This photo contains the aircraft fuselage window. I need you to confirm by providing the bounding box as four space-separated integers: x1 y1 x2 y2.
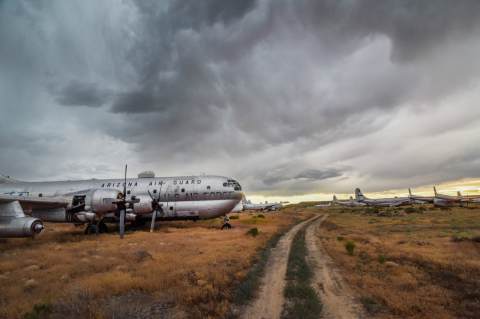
153 189 157 194
38 193 42 197
181 188 185 193
170 206 173 211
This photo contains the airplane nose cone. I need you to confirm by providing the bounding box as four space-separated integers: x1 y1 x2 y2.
32 222 44 235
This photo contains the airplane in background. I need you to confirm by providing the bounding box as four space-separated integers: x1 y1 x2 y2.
432 186 463 207
355 188 411 207
456 190 480 203
0 168 244 238
242 199 284 211
408 188 435 204
328 195 366 207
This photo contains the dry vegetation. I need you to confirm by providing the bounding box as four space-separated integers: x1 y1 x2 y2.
316 205 480 319
0 209 311 319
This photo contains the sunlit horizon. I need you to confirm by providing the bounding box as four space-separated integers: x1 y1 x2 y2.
247 177 480 204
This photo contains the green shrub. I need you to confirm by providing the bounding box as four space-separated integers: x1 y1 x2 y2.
345 241 355 255
256 214 265 219
336 236 344 241
229 215 239 220
23 303 52 319
246 227 259 237
404 207 417 214
378 254 386 264
360 296 383 315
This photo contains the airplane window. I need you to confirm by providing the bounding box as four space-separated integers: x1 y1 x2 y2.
38 193 43 197
170 206 173 211
153 189 157 194
181 188 185 193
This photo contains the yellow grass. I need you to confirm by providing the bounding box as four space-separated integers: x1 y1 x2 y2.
0 209 310 318
316 206 480 319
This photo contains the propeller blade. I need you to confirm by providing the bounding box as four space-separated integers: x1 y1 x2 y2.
150 208 157 233
119 164 127 239
119 208 125 239
123 164 127 198
147 190 154 200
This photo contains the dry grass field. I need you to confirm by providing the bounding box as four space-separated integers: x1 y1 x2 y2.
317 206 480 319
0 209 311 319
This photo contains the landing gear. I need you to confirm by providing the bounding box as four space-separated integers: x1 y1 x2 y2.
221 215 232 230
84 220 108 235
221 222 232 230
84 224 97 235
98 220 108 233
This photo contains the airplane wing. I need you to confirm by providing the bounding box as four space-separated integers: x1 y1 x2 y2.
0 194 69 210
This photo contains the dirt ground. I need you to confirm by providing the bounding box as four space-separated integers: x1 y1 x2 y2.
316 206 480 319
241 215 320 319
0 209 310 319
305 214 365 319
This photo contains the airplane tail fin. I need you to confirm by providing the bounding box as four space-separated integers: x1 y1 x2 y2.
355 188 365 201
408 188 412 196
333 195 337 202
433 186 437 196
457 191 462 197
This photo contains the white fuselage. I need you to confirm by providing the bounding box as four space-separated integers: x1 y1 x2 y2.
0 175 243 221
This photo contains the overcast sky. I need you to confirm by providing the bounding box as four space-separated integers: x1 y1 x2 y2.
1 0 480 199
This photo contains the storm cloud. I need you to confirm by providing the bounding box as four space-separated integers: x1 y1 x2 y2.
1 0 480 197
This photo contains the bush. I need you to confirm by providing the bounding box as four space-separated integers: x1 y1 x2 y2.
256 214 265 219
23 303 52 319
229 215 239 220
336 236 344 241
246 227 259 237
360 296 382 315
378 254 386 264
404 207 417 214
345 241 355 256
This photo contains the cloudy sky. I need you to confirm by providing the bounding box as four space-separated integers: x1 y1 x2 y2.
1 0 480 201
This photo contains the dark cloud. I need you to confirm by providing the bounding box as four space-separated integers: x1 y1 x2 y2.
295 169 342 181
1 0 480 197
55 81 111 107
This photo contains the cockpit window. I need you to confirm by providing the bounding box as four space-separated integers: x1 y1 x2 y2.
227 179 242 191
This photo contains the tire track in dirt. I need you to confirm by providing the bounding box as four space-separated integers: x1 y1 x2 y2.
241 215 322 319
305 214 365 319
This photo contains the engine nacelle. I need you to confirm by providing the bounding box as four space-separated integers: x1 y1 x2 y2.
0 217 44 238
84 189 121 215
132 195 154 215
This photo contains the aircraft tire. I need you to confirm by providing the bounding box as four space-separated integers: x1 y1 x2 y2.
84 224 98 235
98 221 108 233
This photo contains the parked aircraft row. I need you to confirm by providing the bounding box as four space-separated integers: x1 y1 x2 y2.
323 187 480 208
0 167 244 238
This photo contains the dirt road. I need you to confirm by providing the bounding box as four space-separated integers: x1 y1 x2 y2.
242 213 364 319
305 214 365 319
241 215 321 319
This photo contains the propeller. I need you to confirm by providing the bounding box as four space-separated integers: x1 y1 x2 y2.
117 165 128 238
148 183 163 232
115 164 138 239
